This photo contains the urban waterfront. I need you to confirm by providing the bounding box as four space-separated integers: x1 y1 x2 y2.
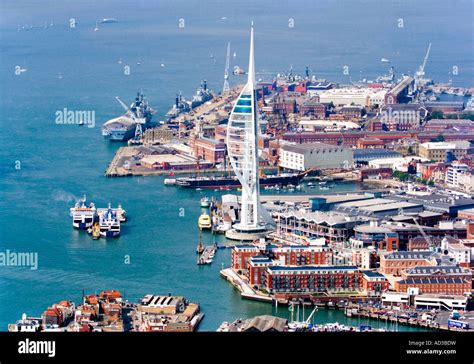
1 0 473 334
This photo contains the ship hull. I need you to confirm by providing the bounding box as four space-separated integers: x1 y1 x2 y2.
176 174 305 189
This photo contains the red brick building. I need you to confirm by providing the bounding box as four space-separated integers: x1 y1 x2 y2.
361 270 390 294
395 277 470 295
265 265 362 295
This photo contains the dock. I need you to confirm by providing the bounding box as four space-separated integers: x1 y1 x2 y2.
197 245 216 265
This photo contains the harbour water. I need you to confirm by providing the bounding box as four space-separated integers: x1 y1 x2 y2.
0 0 472 331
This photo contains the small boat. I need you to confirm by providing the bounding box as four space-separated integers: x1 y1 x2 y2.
319 181 327 186
164 178 176 185
200 197 211 208
99 205 121 238
116 204 127 222
70 196 97 230
380 58 390 63
91 223 101 240
198 213 212 229
101 18 118 23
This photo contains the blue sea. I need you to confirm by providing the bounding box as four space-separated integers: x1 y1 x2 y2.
0 0 472 331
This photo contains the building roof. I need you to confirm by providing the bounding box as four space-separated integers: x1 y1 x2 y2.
405 266 471 276
384 251 434 260
268 265 359 272
282 142 347 154
241 315 287 332
362 270 387 279
397 277 467 285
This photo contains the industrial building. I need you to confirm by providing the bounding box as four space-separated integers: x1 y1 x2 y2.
280 142 353 171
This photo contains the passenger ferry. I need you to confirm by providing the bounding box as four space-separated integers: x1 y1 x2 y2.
70 196 97 230
99 205 121 238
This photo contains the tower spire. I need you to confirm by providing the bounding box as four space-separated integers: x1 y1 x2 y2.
247 22 255 85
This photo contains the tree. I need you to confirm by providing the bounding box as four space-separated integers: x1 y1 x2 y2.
430 134 445 142
430 111 444 119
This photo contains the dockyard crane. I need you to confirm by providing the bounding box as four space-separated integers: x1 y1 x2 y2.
223 42 231 94
414 43 432 89
115 95 146 140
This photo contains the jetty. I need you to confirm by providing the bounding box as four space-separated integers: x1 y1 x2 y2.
197 245 216 265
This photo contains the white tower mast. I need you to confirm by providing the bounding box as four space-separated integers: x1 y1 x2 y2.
223 42 231 93
226 23 267 234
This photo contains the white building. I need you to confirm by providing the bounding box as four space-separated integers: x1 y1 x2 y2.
368 156 429 171
446 162 469 188
457 173 474 194
441 238 471 266
280 142 354 171
297 117 360 132
318 87 387 107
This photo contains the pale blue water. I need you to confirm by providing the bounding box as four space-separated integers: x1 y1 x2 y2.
0 0 472 331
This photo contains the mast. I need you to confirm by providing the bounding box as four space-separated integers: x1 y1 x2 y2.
223 42 231 93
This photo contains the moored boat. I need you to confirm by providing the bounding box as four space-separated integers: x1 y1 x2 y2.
70 196 97 230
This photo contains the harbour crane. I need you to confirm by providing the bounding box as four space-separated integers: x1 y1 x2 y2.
115 94 147 140
222 42 231 93
414 43 432 88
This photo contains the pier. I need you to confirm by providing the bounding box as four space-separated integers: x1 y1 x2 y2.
197 245 216 265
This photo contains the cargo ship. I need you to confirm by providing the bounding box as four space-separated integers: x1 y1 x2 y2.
175 171 307 189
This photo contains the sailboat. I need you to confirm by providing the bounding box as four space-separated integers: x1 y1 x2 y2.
94 21 99 31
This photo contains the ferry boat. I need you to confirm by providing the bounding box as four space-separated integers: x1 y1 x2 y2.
70 196 97 230
175 171 307 189
102 92 155 142
99 206 121 238
198 213 212 229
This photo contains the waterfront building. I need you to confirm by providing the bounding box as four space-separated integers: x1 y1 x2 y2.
134 295 203 332
189 134 226 165
318 87 387 107
274 210 370 245
384 76 415 104
379 251 438 276
225 24 273 240
265 265 362 295
418 141 473 162
358 167 393 181
232 245 260 271
279 142 353 171
395 277 470 296
361 270 390 296
401 265 472 281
